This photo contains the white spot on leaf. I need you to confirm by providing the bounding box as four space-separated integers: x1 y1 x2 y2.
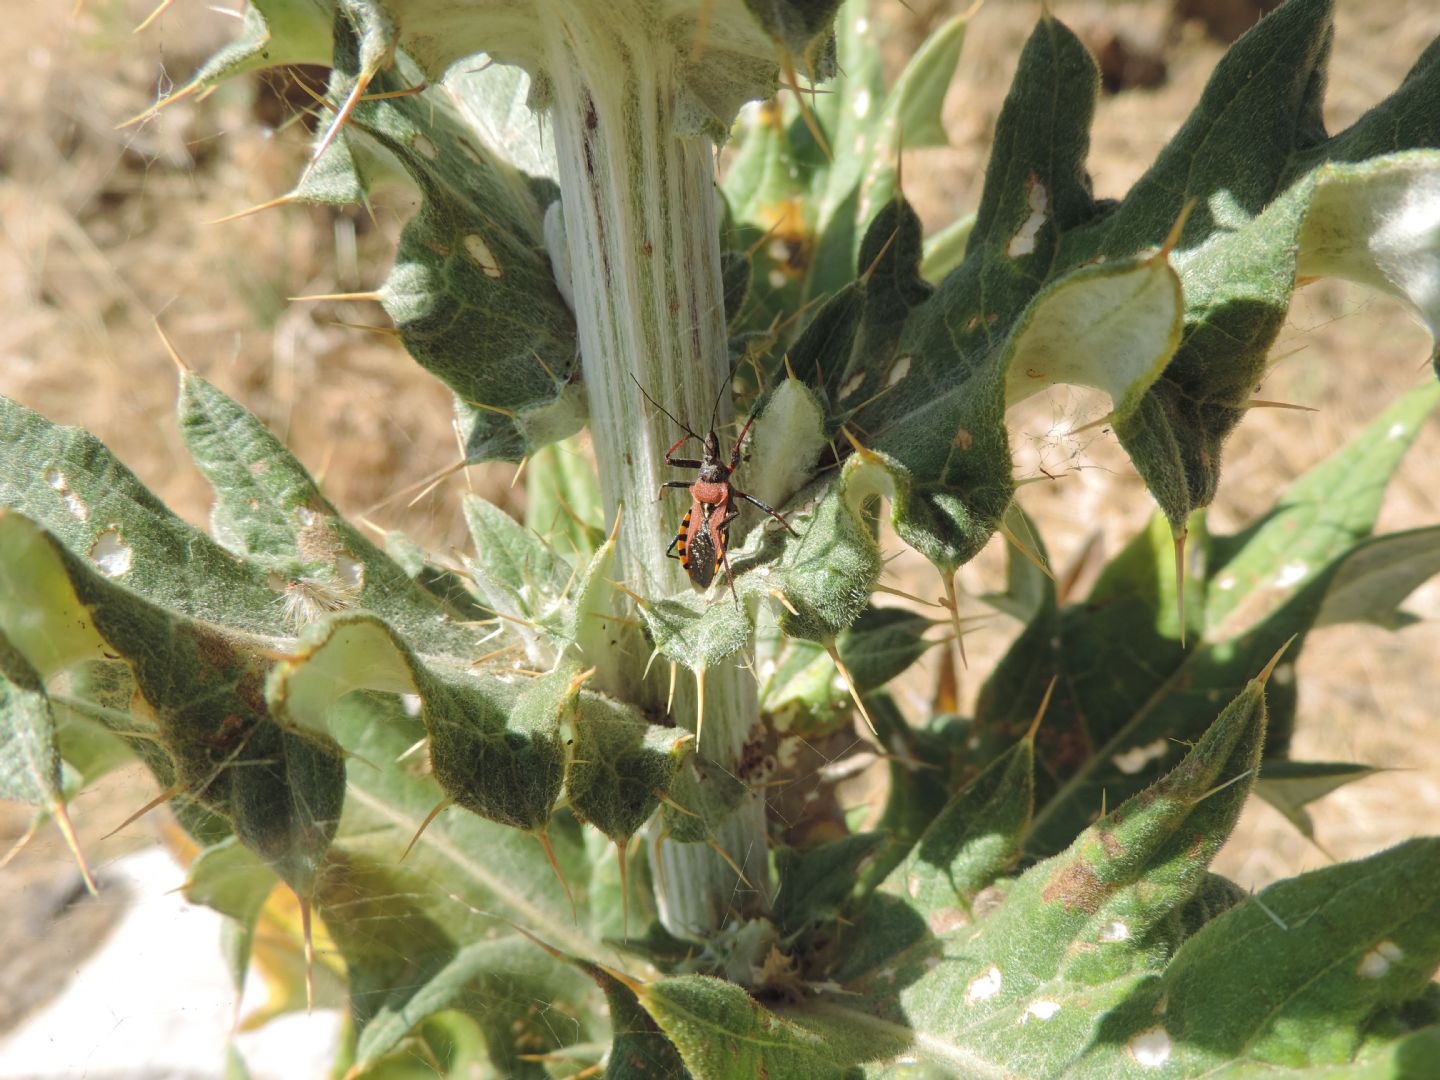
840 372 865 399
1113 738 1168 775
964 965 1002 1005
887 354 911 388
767 268 788 289
90 528 133 577
1275 561 1309 588
411 133 439 160
1128 1027 1172 1067
1215 574 1237 591
1007 180 1050 258
45 468 65 490
401 694 423 717
1023 1000 1061 1023
295 506 317 527
1387 421 1409 439
464 234 503 279
1099 920 1130 942
44 467 89 520
336 553 365 590
1358 940 1404 978
853 88 871 119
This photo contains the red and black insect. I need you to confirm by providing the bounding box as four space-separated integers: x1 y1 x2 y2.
632 375 798 595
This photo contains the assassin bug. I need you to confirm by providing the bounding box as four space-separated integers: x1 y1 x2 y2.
631 373 799 596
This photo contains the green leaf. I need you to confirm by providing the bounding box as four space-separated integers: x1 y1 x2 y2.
270 615 566 834
884 725 1035 922
325 690 593 959
0 511 344 896
1 395 286 637
1076 839 1440 1074
806 665 1275 1076
637 974 896 1078
0 634 63 811
568 694 692 844
1255 759 1384 841
1314 526 1440 629
773 833 885 938
180 372 476 657
183 837 279 995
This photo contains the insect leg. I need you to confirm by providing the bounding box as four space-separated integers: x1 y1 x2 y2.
734 490 799 535
657 480 692 501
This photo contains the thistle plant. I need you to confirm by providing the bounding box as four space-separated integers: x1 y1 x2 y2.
3 0 1440 1076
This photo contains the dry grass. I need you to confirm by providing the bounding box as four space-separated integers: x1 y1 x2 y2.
1 0 1437 1034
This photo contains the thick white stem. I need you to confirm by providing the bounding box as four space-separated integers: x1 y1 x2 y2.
542 4 770 935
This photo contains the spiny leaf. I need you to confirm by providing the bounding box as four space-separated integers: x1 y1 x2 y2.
637 974 898 1078
180 371 476 657
0 395 286 636
0 511 344 896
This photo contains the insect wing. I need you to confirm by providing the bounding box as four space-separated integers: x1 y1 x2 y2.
684 508 717 588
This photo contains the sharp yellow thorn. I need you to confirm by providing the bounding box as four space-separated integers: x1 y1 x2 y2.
642 646 663 682
873 582 945 609
132 0 174 32
116 80 201 129
997 517 1056 583
823 641 878 738
304 68 376 184
606 504 623 545
1027 676 1059 741
207 194 296 225
325 319 397 336
394 736 429 764
859 228 900 285
1172 522 1188 649
705 837 754 889
567 666 598 696
667 661 678 715
1099 789 1107 820
362 459 466 515
1256 635 1299 686
535 830 578 924
783 352 798 382
616 838 631 944
651 830 670 905
468 400 518 418
768 588 799 617
694 665 707 754
52 801 99 896
298 892 315 1014
530 349 559 383
152 320 191 374
510 454 529 489
608 580 652 610
1247 399 1318 413
101 783 182 840
287 290 383 303
939 571 970 670
653 788 697 816
400 796 454 861
1154 197 1200 262
839 425 876 460
0 816 41 871
781 55 831 160
356 83 428 101
1196 767 1255 804
688 0 716 63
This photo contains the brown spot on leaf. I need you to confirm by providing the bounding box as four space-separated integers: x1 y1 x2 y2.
929 907 970 935
1097 829 1124 860
1042 858 1106 913
953 428 973 450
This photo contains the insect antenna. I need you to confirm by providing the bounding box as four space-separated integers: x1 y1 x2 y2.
629 373 698 439
707 356 745 436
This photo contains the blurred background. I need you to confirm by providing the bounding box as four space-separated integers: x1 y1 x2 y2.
2 0 1438 1074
